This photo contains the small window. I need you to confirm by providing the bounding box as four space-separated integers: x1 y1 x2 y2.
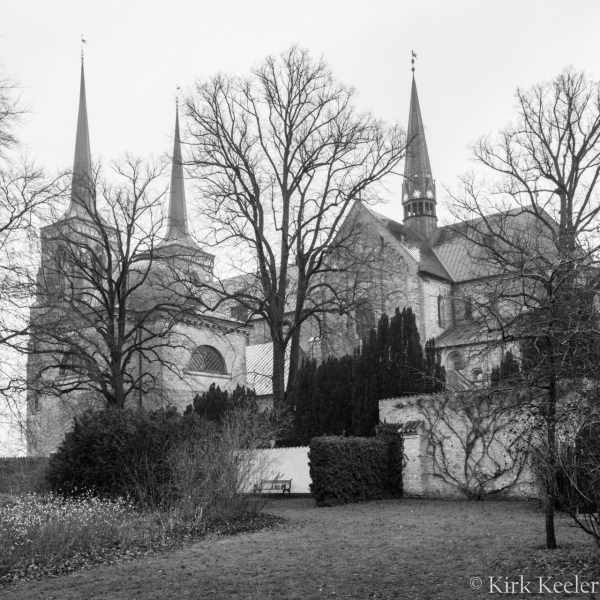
471 368 483 381
404 205 408 219
437 295 445 328
464 298 473 321
447 351 464 371
356 306 376 341
230 305 249 322
188 346 227 374
418 201 423 214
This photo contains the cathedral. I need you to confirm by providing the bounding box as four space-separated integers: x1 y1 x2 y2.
27 61 505 455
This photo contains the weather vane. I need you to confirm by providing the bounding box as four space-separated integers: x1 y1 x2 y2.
81 35 87 64
411 51 417 73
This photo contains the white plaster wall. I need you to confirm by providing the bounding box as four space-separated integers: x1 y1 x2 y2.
246 447 312 494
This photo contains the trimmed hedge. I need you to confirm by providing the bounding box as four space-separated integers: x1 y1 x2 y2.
309 435 403 506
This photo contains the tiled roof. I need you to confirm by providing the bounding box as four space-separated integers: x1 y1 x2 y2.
430 209 541 282
445 370 475 392
245 342 290 397
435 321 490 348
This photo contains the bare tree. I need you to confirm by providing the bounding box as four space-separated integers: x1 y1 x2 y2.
447 68 600 548
28 156 204 421
0 63 65 445
182 46 406 406
417 392 532 500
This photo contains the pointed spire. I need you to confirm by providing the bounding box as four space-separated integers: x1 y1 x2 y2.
162 103 198 248
68 62 94 217
402 72 437 237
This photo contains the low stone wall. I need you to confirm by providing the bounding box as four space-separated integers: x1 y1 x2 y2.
381 396 539 500
0 457 49 494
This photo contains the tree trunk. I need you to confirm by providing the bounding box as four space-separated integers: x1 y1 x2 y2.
545 362 558 550
272 341 287 411
287 326 302 394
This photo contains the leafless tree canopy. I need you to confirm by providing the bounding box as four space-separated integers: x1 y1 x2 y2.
447 68 600 549
183 46 407 404
29 156 204 410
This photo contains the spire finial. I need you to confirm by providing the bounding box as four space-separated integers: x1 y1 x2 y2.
81 35 87 64
411 51 417 75
176 85 181 111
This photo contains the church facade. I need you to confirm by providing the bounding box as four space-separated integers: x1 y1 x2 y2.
240 74 504 395
27 63 507 455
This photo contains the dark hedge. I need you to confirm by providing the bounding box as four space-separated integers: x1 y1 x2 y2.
46 407 203 506
308 435 402 507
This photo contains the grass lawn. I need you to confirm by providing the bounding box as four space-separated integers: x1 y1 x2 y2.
2 498 598 599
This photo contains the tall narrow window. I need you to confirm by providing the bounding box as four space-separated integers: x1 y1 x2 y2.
355 306 376 342
437 295 445 328
464 297 473 321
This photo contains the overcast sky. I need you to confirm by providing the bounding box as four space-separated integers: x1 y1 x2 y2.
1 0 599 454
2 0 600 229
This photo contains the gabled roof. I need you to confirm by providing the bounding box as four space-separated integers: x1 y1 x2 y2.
364 206 451 280
430 208 549 282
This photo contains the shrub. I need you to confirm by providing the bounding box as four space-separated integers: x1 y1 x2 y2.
309 437 391 506
184 384 258 422
46 407 199 508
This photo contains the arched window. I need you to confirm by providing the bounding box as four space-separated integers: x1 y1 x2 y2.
437 295 445 328
188 345 227 374
447 351 464 371
355 306 376 341
470 368 483 381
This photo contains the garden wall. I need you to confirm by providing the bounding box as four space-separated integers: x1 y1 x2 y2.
0 457 49 494
245 446 311 494
380 396 539 500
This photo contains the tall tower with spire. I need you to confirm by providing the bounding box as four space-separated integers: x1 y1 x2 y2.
402 62 437 238
156 102 214 278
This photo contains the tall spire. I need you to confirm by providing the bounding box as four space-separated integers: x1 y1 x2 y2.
68 62 95 217
402 70 437 237
161 103 197 248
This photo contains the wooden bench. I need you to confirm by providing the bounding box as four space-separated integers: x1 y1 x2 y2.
253 479 292 494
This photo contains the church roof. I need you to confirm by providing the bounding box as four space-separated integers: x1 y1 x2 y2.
445 369 475 392
245 342 291 397
435 320 493 348
430 208 542 282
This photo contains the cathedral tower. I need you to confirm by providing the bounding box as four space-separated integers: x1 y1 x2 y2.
402 72 437 238
156 103 214 279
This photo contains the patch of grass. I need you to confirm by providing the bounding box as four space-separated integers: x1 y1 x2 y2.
2 498 599 599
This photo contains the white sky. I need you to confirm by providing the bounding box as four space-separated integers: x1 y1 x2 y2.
1 0 599 453
2 0 599 228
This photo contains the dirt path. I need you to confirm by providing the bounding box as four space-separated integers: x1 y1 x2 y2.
2 498 593 599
